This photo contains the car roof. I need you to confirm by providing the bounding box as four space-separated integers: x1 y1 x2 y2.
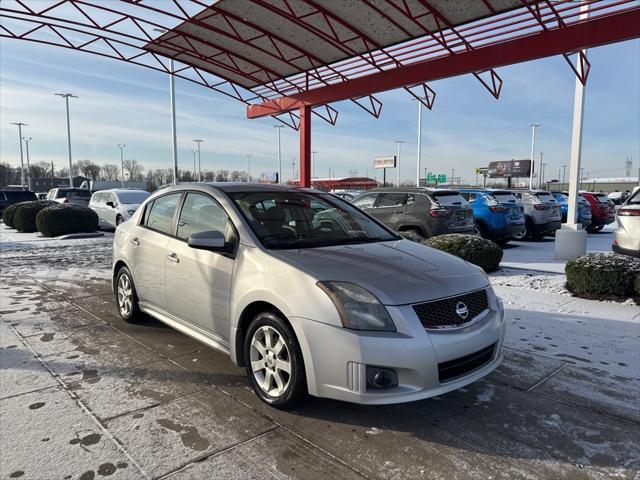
364 187 460 194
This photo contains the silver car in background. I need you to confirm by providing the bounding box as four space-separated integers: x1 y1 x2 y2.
46 187 91 206
112 184 505 408
512 190 562 239
613 189 640 257
90 189 150 228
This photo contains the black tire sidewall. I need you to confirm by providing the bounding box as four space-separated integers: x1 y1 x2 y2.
115 266 140 323
244 312 306 408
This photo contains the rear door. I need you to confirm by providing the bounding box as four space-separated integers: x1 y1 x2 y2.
129 192 182 309
372 192 407 230
104 192 118 227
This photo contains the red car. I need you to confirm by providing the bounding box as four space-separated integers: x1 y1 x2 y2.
580 192 615 233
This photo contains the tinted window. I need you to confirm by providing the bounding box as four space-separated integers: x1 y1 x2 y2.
57 189 91 198
593 193 611 203
431 192 468 206
377 193 406 207
177 193 228 240
534 192 555 202
117 191 150 204
145 193 181 235
352 193 377 209
491 192 518 203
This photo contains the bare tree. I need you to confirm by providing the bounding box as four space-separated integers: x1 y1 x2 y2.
101 164 120 181
0 162 20 187
215 169 229 182
122 159 144 181
28 161 51 179
76 159 101 180
230 170 241 182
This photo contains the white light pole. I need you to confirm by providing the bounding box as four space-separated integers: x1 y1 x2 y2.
395 140 404 187
117 144 126 188
274 125 283 183
23 137 32 191
11 122 27 190
55 93 78 187
191 149 197 180
528 123 541 190
247 154 253 181
193 139 203 181
311 151 317 179
416 101 423 187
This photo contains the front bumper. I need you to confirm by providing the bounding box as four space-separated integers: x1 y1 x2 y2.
290 291 505 404
530 220 562 234
612 243 640 257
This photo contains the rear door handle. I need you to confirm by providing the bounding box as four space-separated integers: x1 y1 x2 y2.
130 238 139 247
167 252 179 264
394 210 403 214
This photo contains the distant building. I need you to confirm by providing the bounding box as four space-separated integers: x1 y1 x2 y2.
286 177 379 191
547 176 639 194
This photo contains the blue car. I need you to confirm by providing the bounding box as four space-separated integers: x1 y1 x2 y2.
459 189 525 244
552 192 592 228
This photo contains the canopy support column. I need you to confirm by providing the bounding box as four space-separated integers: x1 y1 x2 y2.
555 2 589 260
299 105 311 188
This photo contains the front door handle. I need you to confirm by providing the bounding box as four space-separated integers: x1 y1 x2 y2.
394 210 403 214
167 252 179 264
130 238 139 247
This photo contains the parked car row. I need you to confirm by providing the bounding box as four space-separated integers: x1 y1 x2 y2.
613 188 640 257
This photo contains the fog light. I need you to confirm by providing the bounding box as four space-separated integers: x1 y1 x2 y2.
366 366 398 389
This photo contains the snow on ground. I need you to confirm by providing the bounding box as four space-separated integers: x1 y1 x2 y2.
0 223 114 251
501 223 617 273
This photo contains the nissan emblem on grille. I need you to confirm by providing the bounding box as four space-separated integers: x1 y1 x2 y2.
412 289 489 330
455 302 469 319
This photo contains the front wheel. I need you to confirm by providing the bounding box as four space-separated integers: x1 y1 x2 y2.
116 215 124 226
244 312 307 409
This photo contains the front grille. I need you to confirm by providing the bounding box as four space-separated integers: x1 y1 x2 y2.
413 289 489 330
438 343 496 383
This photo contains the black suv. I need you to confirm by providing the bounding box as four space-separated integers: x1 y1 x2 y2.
352 188 474 238
0 190 37 215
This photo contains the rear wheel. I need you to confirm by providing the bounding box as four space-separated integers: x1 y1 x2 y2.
586 225 603 233
244 312 307 409
116 215 124 226
474 223 486 238
115 266 142 323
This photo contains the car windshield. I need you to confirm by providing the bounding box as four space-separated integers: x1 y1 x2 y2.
625 190 640 205
593 193 611 203
117 191 150 204
228 190 399 249
554 193 568 203
430 191 469 206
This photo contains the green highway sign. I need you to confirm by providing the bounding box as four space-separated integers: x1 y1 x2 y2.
426 172 447 183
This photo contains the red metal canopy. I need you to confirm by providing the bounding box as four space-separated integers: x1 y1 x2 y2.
1 0 639 187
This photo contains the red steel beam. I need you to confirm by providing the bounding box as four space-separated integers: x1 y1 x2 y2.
299 105 312 188
248 8 640 118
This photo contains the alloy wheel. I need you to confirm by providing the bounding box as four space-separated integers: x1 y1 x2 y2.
117 273 133 317
249 325 292 397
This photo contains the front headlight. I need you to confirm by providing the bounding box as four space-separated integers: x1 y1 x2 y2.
317 281 395 331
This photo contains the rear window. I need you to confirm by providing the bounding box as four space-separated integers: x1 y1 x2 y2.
491 192 518 204
430 192 468 206
534 192 555 201
3 191 36 201
57 189 91 198
118 191 150 204
593 193 611 203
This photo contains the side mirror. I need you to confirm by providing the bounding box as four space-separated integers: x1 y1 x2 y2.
106 201 115 208
188 230 226 252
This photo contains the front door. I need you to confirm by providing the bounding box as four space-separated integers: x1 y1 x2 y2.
164 192 235 341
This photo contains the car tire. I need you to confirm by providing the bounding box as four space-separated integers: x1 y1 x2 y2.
116 215 124 226
115 266 142 323
586 225 603 233
244 311 307 409
513 220 529 240
405 228 424 238
474 223 486 238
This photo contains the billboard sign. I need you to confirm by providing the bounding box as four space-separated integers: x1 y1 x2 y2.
488 160 531 178
373 156 396 169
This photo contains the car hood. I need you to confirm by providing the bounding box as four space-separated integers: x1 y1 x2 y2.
268 239 489 306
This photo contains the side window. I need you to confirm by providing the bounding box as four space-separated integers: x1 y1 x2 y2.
177 193 229 241
406 194 415 205
107 193 117 205
352 194 377 209
377 193 407 207
468 193 477 202
144 193 181 235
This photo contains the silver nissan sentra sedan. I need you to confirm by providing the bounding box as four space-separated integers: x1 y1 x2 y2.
112 183 505 408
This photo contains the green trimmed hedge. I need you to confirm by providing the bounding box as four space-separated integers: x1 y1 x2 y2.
2 201 33 228
36 205 98 237
635 275 640 297
402 233 502 272
565 254 640 298
13 201 58 233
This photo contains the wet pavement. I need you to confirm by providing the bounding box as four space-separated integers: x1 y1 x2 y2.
1 237 639 479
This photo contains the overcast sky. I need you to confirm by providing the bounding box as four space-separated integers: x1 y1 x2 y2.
1 34 638 184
